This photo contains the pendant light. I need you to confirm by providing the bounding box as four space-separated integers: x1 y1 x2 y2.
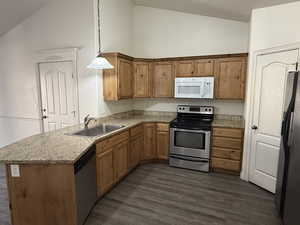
87 0 113 69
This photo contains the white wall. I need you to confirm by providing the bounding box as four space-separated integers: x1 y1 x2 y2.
132 6 249 115
133 6 249 58
0 0 134 147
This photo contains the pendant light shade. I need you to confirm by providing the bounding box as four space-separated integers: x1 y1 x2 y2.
87 0 113 70
87 53 113 69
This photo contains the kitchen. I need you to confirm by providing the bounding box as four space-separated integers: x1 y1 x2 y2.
0 0 300 225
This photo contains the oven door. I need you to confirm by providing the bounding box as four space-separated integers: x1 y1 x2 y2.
170 128 211 158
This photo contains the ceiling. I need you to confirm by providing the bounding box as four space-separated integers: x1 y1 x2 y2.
134 0 298 22
0 0 49 36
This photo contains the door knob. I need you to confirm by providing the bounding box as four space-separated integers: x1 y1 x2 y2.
251 125 258 130
42 116 48 119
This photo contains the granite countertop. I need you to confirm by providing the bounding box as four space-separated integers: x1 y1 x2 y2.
0 112 244 165
0 114 175 165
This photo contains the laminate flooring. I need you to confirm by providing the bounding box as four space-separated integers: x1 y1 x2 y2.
0 163 281 225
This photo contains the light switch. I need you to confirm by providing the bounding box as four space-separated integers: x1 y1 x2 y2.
10 165 20 177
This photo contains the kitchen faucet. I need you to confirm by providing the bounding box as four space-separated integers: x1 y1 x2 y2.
84 114 97 129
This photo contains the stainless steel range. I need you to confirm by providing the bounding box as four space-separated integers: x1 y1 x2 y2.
169 105 214 172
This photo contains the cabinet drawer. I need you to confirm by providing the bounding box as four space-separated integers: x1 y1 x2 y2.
213 127 243 138
97 131 129 154
212 147 241 161
156 123 169 132
212 137 242 150
130 124 144 138
211 157 240 172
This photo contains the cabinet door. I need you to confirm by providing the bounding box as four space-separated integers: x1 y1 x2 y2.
214 57 247 100
153 62 174 97
157 131 170 160
133 62 151 98
129 135 143 170
175 60 194 77
143 123 157 160
96 149 115 196
194 59 214 77
114 141 128 181
118 58 133 99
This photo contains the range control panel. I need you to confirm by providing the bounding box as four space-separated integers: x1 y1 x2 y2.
177 105 214 114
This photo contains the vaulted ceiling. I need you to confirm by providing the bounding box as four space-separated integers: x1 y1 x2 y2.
134 0 298 22
0 0 49 36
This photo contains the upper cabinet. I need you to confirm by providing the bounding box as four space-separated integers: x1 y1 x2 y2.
175 59 214 77
214 57 247 100
175 60 194 77
153 61 175 98
133 61 152 98
194 59 214 77
103 53 133 101
102 52 248 101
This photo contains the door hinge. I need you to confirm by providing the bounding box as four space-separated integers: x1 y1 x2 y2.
296 62 299 71
72 73 74 78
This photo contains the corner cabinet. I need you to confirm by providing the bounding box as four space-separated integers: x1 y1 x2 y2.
214 57 247 100
102 53 133 101
153 61 175 98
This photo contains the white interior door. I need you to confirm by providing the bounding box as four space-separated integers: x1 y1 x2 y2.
39 61 79 132
249 49 299 193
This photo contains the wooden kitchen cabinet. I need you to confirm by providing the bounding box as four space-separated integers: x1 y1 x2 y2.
129 125 144 170
156 123 170 160
153 61 175 97
211 127 244 174
214 57 247 100
133 61 152 98
143 123 157 160
97 149 115 196
114 140 128 181
175 60 194 77
194 59 214 76
102 53 133 101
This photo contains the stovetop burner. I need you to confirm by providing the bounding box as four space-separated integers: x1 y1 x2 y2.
170 105 214 130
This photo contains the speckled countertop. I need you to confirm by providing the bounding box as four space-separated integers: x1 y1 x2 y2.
0 112 244 165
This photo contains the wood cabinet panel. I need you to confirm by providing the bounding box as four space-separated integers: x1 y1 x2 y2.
97 149 115 196
153 62 174 97
97 131 129 154
130 124 144 138
212 147 241 161
213 127 243 139
103 56 118 100
214 57 247 100
114 141 128 181
211 157 241 172
129 135 143 170
133 62 152 98
143 123 157 160
156 123 169 132
175 60 194 77
6 164 77 225
194 59 214 76
118 58 133 98
212 136 242 150
157 131 169 160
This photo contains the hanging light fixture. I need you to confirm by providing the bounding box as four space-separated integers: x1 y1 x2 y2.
87 0 113 69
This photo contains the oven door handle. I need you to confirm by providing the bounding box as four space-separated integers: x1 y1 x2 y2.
170 155 209 163
171 128 210 134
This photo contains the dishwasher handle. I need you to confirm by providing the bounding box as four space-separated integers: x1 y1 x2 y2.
74 145 96 174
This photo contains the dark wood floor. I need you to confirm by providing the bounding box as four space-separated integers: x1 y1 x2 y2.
0 163 281 225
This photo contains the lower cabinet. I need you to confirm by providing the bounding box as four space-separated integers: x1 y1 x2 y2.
114 140 128 181
156 123 170 160
129 134 143 170
143 123 157 160
96 149 115 197
211 127 244 174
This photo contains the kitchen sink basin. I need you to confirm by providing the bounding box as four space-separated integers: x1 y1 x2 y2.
71 124 125 137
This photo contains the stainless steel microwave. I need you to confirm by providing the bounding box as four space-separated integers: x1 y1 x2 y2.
175 77 214 99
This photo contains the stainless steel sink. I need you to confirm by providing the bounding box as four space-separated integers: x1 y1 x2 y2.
71 124 125 137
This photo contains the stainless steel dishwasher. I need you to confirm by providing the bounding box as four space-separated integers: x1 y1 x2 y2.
74 145 97 225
